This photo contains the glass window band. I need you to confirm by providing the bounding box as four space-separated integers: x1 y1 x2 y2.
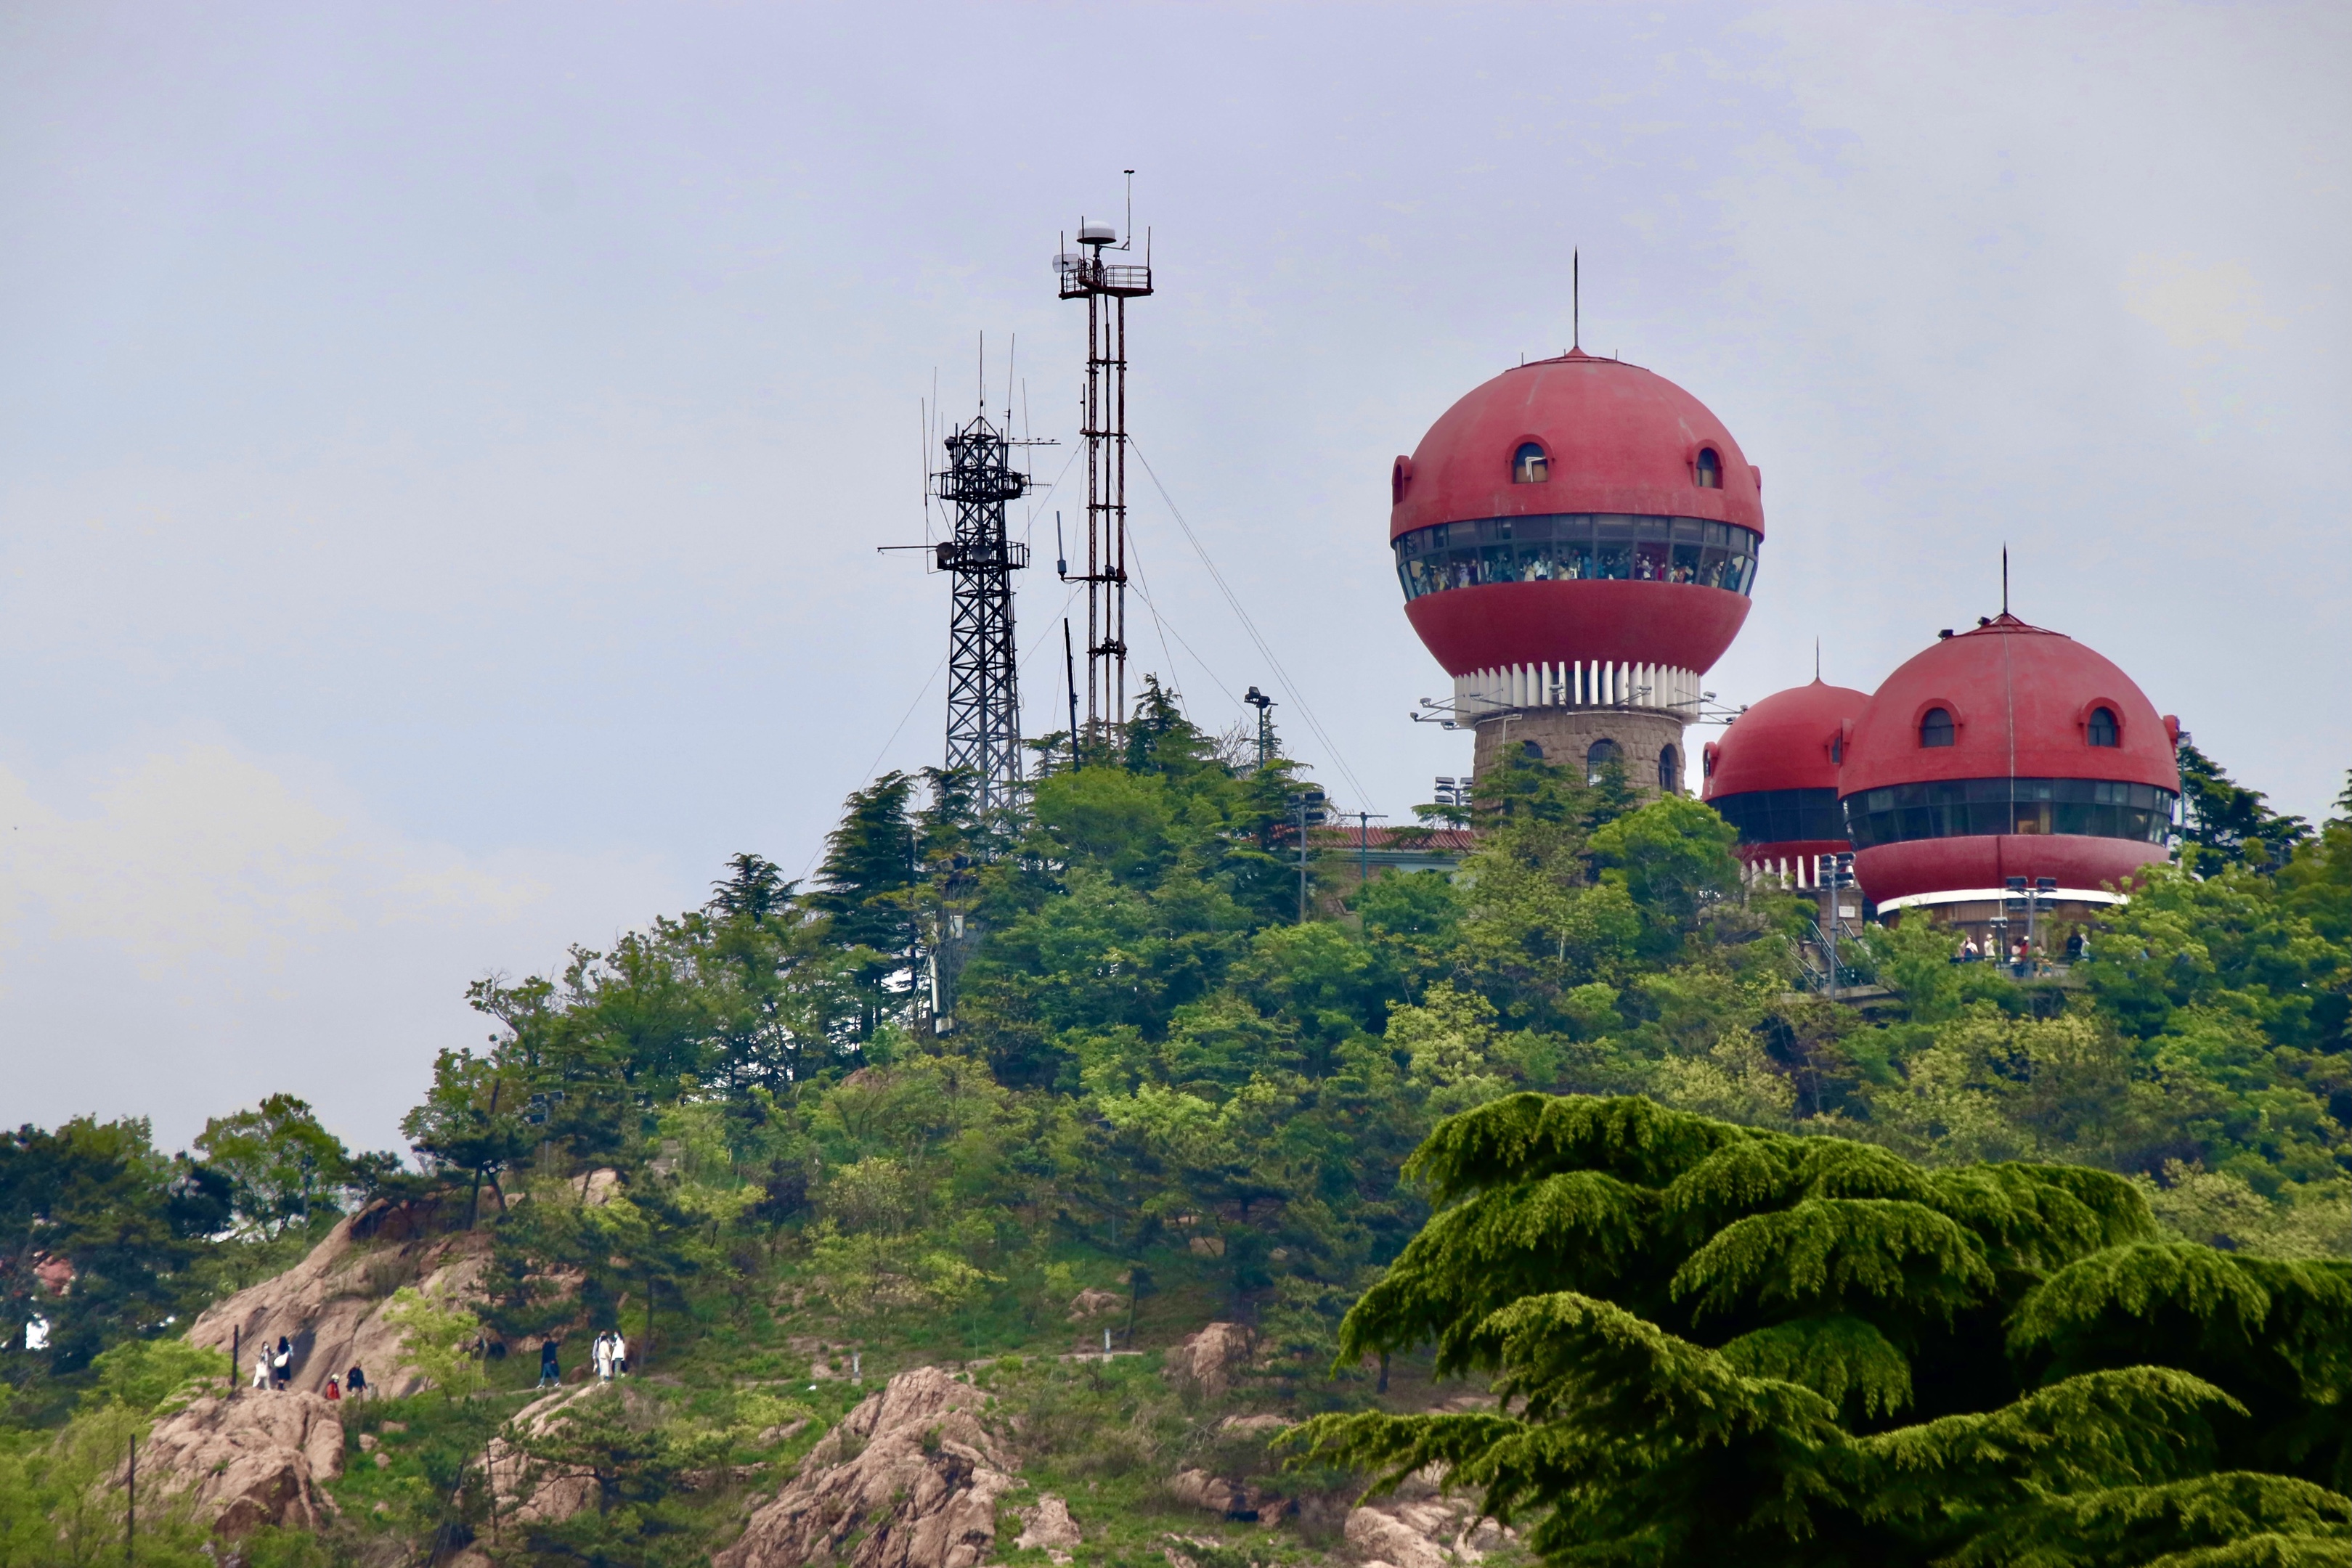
1841 777 2178 849
1395 515 1761 601
1711 787 1847 846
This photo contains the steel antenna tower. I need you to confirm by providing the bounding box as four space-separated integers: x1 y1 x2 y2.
1054 176 1153 732
931 407 1033 821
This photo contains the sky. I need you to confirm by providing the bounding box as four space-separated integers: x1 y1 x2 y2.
0 1 2344 1156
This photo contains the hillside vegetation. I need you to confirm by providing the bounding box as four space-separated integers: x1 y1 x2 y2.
4 692 2348 1566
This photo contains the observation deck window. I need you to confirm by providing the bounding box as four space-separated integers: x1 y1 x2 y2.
1920 708 1956 748
1843 777 2177 849
1391 515 1760 603
2088 706 2120 747
1513 443 1550 483
1696 447 1722 489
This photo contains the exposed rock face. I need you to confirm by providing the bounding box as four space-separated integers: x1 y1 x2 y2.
1014 1493 1082 1556
134 1392 343 1537
1217 1413 1293 1434
1167 1467 1280 1522
1346 1493 1513 1568
715 1367 1015 1568
186 1204 495 1398
1162 1323 1254 1402
1066 1288 1125 1321
482 1384 614 1527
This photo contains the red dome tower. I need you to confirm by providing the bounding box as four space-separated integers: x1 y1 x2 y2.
1839 613 2181 926
1703 678 1871 885
1392 351 1762 790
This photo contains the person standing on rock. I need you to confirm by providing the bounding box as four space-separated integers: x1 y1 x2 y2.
251 1347 272 1391
593 1331 614 1383
539 1338 561 1389
611 1331 627 1377
347 1364 368 1400
272 1336 293 1390
325 1375 341 1402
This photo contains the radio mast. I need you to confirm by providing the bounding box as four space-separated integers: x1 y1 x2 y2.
932 407 1031 821
1054 176 1153 732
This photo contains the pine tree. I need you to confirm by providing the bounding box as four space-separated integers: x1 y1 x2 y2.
1290 1093 2352 1566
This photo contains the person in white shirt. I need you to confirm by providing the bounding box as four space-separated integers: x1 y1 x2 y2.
593 1331 614 1382
251 1349 272 1390
611 1332 628 1377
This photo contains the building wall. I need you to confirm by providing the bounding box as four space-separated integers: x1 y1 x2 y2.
1471 708 1688 796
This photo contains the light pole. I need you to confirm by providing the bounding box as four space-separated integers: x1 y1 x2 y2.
1244 686 1275 769
1286 789 1327 921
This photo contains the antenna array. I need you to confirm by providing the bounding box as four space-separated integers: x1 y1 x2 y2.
1054 175 1154 732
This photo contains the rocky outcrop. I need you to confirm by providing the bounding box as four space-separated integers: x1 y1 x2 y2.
1014 1493 1082 1558
1346 1493 1513 1568
186 1206 495 1399
715 1367 1015 1568
1162 1323 1254 1402
482 1384 614 1527
1066 1289 1125 1321
131 1392 343 1537
1167 1467 1282 1522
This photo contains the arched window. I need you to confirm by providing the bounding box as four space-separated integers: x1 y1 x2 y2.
2088 706 2120 747
1391 457 1412 505
1512 442 1550 483
1521 740 1545 760
1695 447 1722 489
1658 743 1680 793
1920 708 1956 748
1587 738 1623 783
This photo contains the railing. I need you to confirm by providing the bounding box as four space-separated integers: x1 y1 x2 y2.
1059 262 1153 298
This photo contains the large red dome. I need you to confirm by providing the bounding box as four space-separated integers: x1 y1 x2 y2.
1701 679 1871 870
1839 614 2181 906
1390 351 1762 680
1705 679 1871 799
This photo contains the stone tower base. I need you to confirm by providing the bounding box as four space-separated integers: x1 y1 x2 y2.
1471 707 1689 798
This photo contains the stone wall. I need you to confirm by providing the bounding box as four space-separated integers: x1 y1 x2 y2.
1470 707 1688 796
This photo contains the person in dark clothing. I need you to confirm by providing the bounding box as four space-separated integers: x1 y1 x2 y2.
538 1339 561 1389
272 1336 293 1390
346 1364 367 1400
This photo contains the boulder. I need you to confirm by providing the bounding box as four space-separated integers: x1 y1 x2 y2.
186 1206 495 1399
1217 1413 1293 1435
1065 1289 1125 1321
1014 1493 1083 1556
1162 1323 1253 1402
1344 1495 1514 1568
131 1392 343 1538
714 1367 1017 1568
1167 1467 1273 1522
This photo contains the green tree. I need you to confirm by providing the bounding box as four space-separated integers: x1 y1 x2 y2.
1293 1093 2352 1566
2177 740 2312 873
401 1049 533 1230
192 1094 359 1239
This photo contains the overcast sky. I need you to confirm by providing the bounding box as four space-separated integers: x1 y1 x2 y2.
1 1 2344 1156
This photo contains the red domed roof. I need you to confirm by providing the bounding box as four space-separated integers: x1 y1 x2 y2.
1704 679 1872 799
1840 614 2178 796
1842 614 2181 905
1388 351 1764 542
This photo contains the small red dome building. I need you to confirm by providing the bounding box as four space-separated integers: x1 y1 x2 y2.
1702 678 1871 886
1391 350 1763 789
1839 613 2181 922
